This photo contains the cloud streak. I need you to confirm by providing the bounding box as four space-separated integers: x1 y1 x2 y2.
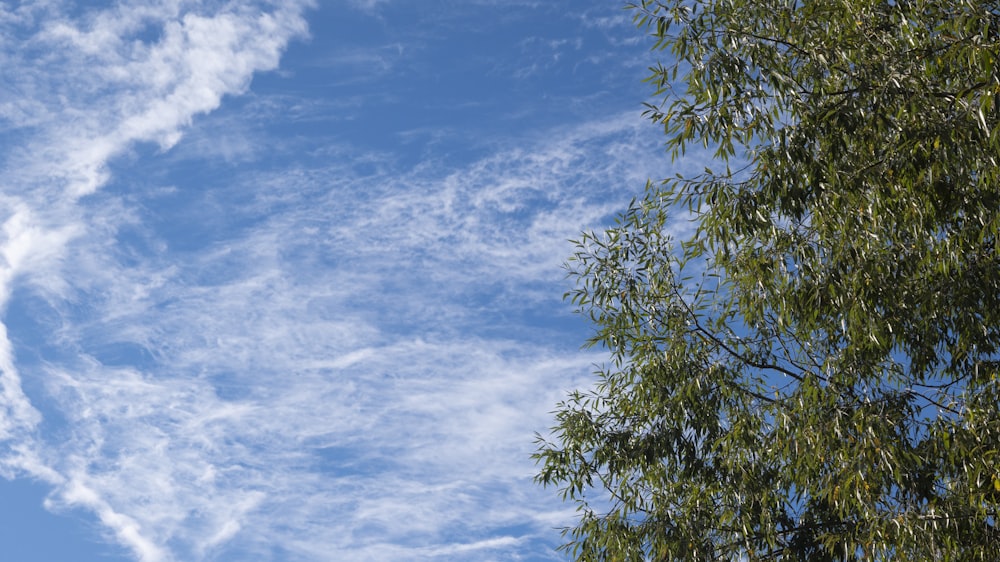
39 110 669 560
0 1 706 560
0 1 312 560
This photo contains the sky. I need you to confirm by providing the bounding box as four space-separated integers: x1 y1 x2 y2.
0 1 705 560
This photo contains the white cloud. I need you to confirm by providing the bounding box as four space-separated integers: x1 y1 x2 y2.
0 1 713 560
24 105 704 560
346 0 392 12
0 1 313 560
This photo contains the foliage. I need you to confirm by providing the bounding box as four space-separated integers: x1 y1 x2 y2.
535 1 1000 560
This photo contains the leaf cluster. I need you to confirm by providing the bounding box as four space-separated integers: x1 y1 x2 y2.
536 1 1000 560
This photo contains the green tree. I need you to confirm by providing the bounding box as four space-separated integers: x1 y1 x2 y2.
535 1 1000 560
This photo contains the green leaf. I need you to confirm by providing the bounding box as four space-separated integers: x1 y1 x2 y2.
537 0 1000 559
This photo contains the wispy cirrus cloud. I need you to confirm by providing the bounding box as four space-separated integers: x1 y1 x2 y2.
0 1 312 560
21 102 694 560
0 1 707 561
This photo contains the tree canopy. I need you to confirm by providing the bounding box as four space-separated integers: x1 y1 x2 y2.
535 0 1000 560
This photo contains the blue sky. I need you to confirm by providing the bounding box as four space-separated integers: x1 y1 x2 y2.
0 1 705 560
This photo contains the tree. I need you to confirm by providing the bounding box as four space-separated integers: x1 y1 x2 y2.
535 1 1000 560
